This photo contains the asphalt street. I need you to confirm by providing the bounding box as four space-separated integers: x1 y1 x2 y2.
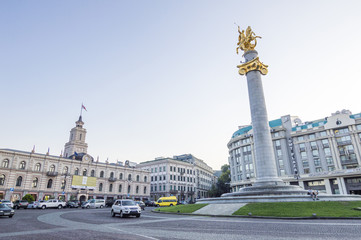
1 207 361 240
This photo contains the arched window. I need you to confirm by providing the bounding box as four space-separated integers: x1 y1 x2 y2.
128 174 132 181
0 174 5 186
49 165 55 172
144 176 147 182
127 185 131 194
109 184 113 192
119 173 123 180
32 178 38 188
136 175 140 182
16 176 22 187
35 163 41 171
61 180 66 190
63 166 68 174
83 169 87 176
100 171 104 178
136 186 139 194
47 179 53 188
19 161 26 170
91 170 95 177
110 172 114 178
118 184 122 193
74 168 79 175
99 183 103 191
143 186 147 194
2 159 9 168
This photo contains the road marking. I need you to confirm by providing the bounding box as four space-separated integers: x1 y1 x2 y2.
106 226 160 240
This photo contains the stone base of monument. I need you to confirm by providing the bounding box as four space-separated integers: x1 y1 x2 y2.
197 194 361 204
196 185 361 204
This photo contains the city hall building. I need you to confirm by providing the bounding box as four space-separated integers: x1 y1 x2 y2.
0 116 150 202
228 110 361 195
137 154 214 202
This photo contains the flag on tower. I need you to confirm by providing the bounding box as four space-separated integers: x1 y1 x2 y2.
82 104 87 111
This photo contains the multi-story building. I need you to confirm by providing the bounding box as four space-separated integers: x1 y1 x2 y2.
137 154 214 202
228 109 361 195
0 116 150 202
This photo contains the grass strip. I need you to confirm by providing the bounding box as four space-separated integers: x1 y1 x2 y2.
155 204 208 213
233 201 361 217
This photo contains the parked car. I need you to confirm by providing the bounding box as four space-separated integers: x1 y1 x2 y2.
144 200 156 207
32 200 44 209
66 201 79 208
0 200 14 209
111 199 141 218
27 201 36 209
89 199 105 209
81 200 90 209
135 201 145 210
37 199 66 209
13 200 29 209
106 199 115 208
0 203 15 218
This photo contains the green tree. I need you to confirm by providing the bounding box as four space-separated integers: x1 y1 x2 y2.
22 194 35 202
208 164 231 197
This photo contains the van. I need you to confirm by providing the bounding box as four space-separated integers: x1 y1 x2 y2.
155 196 177 207
89 199 105 208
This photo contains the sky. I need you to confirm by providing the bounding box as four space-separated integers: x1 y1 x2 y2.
1 0 361 170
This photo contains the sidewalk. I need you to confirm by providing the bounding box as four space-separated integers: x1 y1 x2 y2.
193 203 246 215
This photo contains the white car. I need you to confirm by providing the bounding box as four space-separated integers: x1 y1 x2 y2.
37 199 66 209
0 200 14 209
111 199 141 218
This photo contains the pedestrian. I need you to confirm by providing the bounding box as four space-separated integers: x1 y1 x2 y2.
315 190 319 200
312 190 316 201
308 189 312 196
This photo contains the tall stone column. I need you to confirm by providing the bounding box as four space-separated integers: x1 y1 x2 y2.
243 50 283 186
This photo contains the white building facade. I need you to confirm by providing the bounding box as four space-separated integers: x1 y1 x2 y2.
228 110 361 195
0 116 150 202
137 154 214 202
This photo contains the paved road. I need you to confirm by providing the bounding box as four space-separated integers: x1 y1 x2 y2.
1 207 361 240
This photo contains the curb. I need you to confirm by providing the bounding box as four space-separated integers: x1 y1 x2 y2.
151 209 361 220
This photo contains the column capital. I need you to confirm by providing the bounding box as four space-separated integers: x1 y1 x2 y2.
237 57 268 75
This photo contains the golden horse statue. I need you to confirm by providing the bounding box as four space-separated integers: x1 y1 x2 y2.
236 26 261 54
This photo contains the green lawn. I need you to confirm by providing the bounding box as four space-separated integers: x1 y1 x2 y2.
233 201 361 217
155 204 208 213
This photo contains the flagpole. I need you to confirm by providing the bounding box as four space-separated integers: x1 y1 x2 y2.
80 103 83 117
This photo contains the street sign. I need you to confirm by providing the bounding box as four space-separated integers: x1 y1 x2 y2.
10 188 14 192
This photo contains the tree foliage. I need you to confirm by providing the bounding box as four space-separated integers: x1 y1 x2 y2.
208 164 231 197
22 194 35 202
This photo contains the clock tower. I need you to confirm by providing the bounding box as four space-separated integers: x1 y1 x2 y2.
64 116 88 158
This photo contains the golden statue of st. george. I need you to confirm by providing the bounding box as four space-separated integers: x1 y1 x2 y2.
236 26 261 54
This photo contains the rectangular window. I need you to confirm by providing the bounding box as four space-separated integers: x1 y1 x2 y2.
304 168 310 174
324 147 331 156
298 136 304 141
319 131 327 137
309 134 316 139
356 124 361 130
314 158 321 166
316 167 323 172
328 166 335 171
277 149 282 156
326 156 333 165
312 150 319 157
275 140 281 147
301 151 307 159
299 143 306 151
322 139 329 147
302 160 309 167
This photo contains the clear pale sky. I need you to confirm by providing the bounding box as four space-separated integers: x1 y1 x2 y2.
1 1 361 170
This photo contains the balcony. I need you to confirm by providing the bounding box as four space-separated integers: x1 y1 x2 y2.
108 177 117 182
341 159 358 165
46 171 58 177
336 140 352 146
